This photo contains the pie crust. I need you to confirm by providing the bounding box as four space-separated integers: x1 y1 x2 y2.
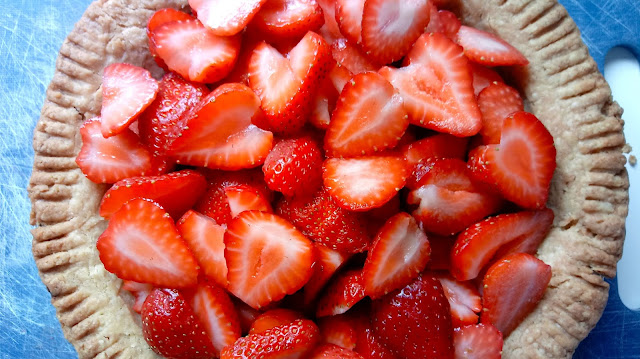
28 0 629 357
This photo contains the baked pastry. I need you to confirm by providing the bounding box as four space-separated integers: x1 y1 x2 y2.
28 0 629 358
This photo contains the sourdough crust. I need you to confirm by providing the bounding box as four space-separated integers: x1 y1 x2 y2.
28 0 628 358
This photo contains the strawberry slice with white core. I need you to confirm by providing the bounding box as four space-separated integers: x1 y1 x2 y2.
147 9 195 70
403 133 469 173
304 244 352 305
325 71 408 157
96 198 199 287
189 0 268 36
481 253 552 335
251 0 324 41
151 19 241 83
363 212 431 299
317 0 342 41
168 82 274 169
323 155 408 211
122 280 153 314
335 0 365 45
225 211 315 309
316 269 366 317
100 63 158 137
331 38 378 75
450 208 554 281
477 82 524 144
453 323 503 359
76 118 152 184
456 25 529 66
434 272 482 328
361 0 431 64
177 210 229 288
224 184 273 217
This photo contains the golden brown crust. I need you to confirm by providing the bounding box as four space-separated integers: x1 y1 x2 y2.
28 0 628 358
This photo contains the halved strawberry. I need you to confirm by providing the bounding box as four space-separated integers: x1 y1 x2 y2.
477 82 524 144
317 0 342 42
99 169 207 220
311 344 365 359
190 0 267 36
142 288 216 358
122 280 153 314
331 38 378 74
323 155 408 211
76 118 152 184
316 269 366 317
469 62 503 96
328 59 354 92
450 208 554 281
453 323 503 359
481 253 552 335
467 111 557 209
187 283 242 356
150 19 241 83
221 319 320 359
147 9 196 70
225 184 273 217
361 0 431 64
352 311 398 359
325 72 408 157
426 235 456 271
251 0 324 41
318 314 358 350
177 210 228 288
225 211 315 309
425 8 461 40
403 133 469 173
434 272 482 328
310 70 340 130
263 136 324 196
456 25 528 66
363 213 431 299
335 0 365 45
381 33 482 137
100 63 158 137
249 308 302 335
304 244 352 304
168 83 274 169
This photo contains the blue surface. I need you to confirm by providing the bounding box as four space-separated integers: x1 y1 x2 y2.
0 0 637 358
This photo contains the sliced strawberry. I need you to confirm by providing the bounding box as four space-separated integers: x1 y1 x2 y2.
335 0 365 45
426 10 461 40
76 118 152 184
467 111 557 209
406 158 504 236
323 155 408 211
318 314 358 350
251 0 324 41
225 211 315 309
304 244 352 304
100 63 158 137
328 59 353 92
221 319 320 359
469 63 503 96
352 311 398 359
249 308 302 335
99 169 207 220
453 323 503 359
142 288 216 358
450 208 554 281
309 75 339 130
187 283 242 356
177 210 228 288
361 0 431 64
151 19 241 83
122 280 153 314
232 297 262 335
481 253 552 335
426 235 456 271
331 38 378 74
365 193 401 222
168 83 274 169
363 213 431 299
276 188 370 253
477 82 524 144
224 184 273 217
325 72 408 157
371 274 453 358
311 344 365 359
263 137 324 196
456 25 528 66
403 133 469 174
381 33 481 137
434 272 482 328
190 0 267 36
317 0 342 42
316 269 366 317
147 9 196 70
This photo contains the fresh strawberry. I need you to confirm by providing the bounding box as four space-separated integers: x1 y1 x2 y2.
190 0 268 36
403 133 469 173
477 82 524 144
331 38 378 74
317 0 342 41
316 269 366 317
406 158 504 236
434 272 482 328
251 0 324 41
76 118 152 183
187 283 242 355
99 63 158 137
325 72 408 157
142 288 216 358
467 111 556 209
232 297 262 335
99 169 207 220
371 274 453 358
311 344 365 359
450 208 554 281
224 184 273 217
323 155 408 211
361 0 431 64
147 9 195 70
263 137 324 196
150 19 241 83
453 323 503 359
225 211 315 309
425 9 461 40
456 25 528 66
381 33 482 137
469 63 503 96
426 235 456 271
328 59 354 92
249 308 302 334
309 70 340 130
318 314 358 350
304 244 352 304
363 213 431 299
177 210 228 288
335 0 365 45
168 83 274 169
352 312 398 359
122 280 153 314
481 253 552 335
365 193 401 222
276 188 370 253
221 319 320 358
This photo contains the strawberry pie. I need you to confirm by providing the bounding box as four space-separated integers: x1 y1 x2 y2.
28 0 629 358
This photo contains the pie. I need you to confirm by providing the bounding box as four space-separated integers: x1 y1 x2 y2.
27 0 629 357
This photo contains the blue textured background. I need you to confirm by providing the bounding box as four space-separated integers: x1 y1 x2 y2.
0 0 637 358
